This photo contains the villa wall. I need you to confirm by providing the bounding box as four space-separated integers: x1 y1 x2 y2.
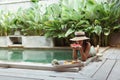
0 0 59 12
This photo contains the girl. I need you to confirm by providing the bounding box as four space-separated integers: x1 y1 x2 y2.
70 31 99 61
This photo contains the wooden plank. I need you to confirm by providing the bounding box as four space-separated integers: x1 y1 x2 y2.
0 67 96 80
107 60 120 80
115 48 120 59
0 70 74 80
92 59 116 80
0 75 37 80
74 78 94 80
0 68 94 80
79 59 106 77
0 72 73 80
113 48 120 59
103 48 115 59
0 68 88 79
107 48 120 59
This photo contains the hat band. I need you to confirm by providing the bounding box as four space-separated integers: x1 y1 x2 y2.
75 35 85 37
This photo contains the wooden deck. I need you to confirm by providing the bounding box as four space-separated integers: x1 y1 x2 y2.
79 47 120 80
0 47 119 80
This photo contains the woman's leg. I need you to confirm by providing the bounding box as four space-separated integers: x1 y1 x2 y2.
85 42 91 58
95 45 99 53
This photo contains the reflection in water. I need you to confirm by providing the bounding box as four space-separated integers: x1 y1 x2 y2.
0 50 8 60
23 50 54 63
0 49 72 63
8 50 23 61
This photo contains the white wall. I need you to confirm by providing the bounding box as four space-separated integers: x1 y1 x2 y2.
0 0 59 12
0 0 108 13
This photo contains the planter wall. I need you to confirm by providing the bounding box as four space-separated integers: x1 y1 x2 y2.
0 36 54 48
22 36 54 48
0 36 8 47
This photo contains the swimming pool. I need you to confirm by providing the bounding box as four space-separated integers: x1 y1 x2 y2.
0 48 73 63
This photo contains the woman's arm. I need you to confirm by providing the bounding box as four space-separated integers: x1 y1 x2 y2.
79 42 91 61
85 42 91 57
70 43 81 60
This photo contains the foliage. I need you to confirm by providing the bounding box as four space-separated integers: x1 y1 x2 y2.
43 3 63 38
14 4 46 36
31 0 39 3
0 11 15 36
43 0 120 46
92 0 120 46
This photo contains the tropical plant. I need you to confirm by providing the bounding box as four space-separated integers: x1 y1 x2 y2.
60 0 102 46
0 10 15 36
92 0 120 46
43 0 120 46
43 3 63 38
41 0 101 46
15 4 46 36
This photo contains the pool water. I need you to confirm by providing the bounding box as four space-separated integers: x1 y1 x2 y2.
0 48 73 63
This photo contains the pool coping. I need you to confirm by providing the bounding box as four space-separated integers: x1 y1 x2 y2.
0 61 81 72
0 47 72 50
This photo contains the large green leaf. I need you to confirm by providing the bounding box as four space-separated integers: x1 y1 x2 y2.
65 28 75 37
94 25 102 35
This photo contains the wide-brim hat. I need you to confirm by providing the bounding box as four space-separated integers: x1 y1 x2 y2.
70 31 89 41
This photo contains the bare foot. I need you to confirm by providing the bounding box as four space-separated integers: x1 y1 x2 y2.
95 45 99 53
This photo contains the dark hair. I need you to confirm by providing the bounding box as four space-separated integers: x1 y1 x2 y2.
83 40 89 52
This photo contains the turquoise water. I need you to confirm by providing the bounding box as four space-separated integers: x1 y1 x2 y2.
0 48 73 63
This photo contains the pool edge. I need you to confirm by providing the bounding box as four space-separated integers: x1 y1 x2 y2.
0 61 80 72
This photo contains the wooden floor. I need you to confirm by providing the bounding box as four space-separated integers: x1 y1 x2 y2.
0 47 119 80
79 47 120 80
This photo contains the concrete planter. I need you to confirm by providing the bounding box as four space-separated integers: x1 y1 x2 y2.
0 36 54 48
22 36 54 48
109 32 120 47
0 36 8 47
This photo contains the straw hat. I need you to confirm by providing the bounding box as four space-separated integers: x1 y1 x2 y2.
70 31 89 41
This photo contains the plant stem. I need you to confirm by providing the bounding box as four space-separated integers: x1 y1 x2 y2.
105 35 108 46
